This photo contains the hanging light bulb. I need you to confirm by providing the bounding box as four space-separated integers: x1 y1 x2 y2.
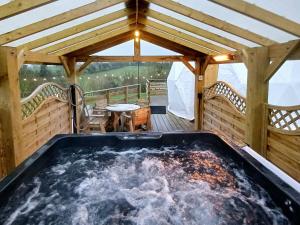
134 30 140 37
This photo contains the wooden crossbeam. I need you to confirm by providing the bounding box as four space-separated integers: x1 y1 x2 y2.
54 25 135 56
209 0 300 37
144 9 246 50
0 0 56 21
39 19 135 54
76 55 195 62
138 17 230 54
141 25 212 55
146 0 277 46
23 51 61 64
18 9 134 51
0 0 124 45
265 40 300 82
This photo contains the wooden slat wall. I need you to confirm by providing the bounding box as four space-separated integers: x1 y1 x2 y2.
266 131 300 181
203 97 246 144
21 98 71 162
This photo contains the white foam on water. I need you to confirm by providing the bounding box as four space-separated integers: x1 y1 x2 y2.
1 147 291 225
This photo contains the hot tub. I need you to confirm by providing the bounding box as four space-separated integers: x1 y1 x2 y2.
0 132 299 225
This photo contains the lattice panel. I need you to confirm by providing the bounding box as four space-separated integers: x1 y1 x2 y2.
268 106 300 133
204 81 246 114
21 83 68 119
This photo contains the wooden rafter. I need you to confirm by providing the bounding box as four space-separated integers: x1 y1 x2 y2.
68 32 133 57
54 25 135 56
138 16 231 54
0 0 124 45
209 0 300 37
18 9 134 51
146 0 277 46
141 31 201 57
143 9 246 50
181 58 196 74
141 25 215 55
39 19 135 54
0 0 57 21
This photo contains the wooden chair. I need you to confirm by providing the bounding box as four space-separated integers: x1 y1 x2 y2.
80 105 109 133
125 107 152 132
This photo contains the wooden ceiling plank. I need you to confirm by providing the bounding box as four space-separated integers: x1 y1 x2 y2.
139 16 230 54
144 9 246 50
54 26 135 56
209 0 300 37
146 0 277 46
18 9 134 51
0 0 125 45
38 19 135 54
0 0 57 21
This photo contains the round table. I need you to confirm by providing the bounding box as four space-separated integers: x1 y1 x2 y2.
105 104 140 131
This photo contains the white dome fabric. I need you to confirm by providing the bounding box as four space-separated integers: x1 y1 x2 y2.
218 61 300 106
167 62 195 120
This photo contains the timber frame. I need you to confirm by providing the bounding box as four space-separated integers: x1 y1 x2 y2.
0 0 300 180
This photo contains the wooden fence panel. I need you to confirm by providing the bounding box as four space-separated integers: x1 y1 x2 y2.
20 83 71 163
266 104 300 181
203 81 246 145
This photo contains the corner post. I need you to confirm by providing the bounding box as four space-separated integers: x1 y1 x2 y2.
244 47 270 154
0 47 24 177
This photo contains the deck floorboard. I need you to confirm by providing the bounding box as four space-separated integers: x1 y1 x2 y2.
151 112 194 132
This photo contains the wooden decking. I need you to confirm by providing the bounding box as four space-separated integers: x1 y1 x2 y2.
151 112 194 132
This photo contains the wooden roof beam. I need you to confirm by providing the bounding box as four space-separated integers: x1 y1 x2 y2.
141 25 214 55
18 9 134 51
141 31 202 57
53 25 135 56
146 0 277 46
38 18 135 54
68 32 133 57
0 0 125 45
0 0 57 21
138 16 231 54
209 0 300 37
143 9 246 50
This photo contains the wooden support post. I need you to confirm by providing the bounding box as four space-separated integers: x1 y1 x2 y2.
134 38 141 60
0 47 24 177
194 58 201 130
244 47 270 155
106 90 110 104
125 86 129 103
194 56 210 130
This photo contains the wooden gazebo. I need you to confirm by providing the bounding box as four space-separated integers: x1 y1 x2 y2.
0 0 299 181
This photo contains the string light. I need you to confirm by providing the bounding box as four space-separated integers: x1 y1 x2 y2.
52 77 56 80
33 78 37 82
23 78 27 81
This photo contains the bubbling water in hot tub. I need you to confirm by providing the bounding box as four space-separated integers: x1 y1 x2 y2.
0 145 290 225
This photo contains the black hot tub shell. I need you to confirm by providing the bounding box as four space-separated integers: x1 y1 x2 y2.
0 132 299 224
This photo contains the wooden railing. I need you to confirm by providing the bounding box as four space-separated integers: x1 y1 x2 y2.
84 84 141 106
146 79 167 102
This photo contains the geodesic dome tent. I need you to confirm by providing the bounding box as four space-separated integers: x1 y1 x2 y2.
167 62 195 120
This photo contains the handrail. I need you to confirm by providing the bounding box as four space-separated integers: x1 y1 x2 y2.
84 84 140 96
